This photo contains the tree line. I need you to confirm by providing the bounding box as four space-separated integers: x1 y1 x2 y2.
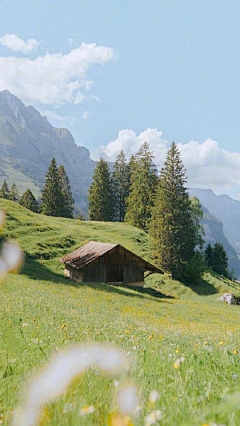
88 142 230 281
0 158 74 218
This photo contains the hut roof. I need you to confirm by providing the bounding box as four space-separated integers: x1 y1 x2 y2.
60 240 163 274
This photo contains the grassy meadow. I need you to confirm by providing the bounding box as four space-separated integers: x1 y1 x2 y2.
1 199 240 425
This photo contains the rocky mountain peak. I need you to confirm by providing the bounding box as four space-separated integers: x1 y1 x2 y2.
0 90 95 211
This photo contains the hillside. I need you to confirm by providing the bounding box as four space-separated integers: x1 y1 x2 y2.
0 90 96 211
190 188 240 256
1 200 240 426
201 204 240 277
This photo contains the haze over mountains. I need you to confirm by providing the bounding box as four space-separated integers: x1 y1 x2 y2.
0 90 95 211
0 90 240 275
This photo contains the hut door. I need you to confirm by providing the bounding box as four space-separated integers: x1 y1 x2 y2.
107 264 123 283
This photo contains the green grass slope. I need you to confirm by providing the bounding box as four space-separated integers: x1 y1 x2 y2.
0 161 41 198
1 199 240 426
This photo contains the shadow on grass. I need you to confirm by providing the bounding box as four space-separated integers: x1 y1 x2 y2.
21 256 171 302
21 255 69 284
124 285 174 299
185 277 218 295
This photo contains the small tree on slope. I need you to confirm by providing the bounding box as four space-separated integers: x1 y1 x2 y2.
41 158 63 217
9 183 19 202
0 180 9 199
19 189 38 213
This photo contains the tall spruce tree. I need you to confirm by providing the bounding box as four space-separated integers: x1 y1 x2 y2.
19 189 39 213
112 151 130 221
41 158 63 217
9 183 19 202
125 143 158 231
88 158 114 221
58 165 74 218
0 180 9 199
150 142 196 280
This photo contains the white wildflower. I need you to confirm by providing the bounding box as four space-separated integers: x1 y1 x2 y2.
117 385 139 415
145 410 162 426
63 403 73 413
1 241 24 273
79 405 95 415
149 390 159 404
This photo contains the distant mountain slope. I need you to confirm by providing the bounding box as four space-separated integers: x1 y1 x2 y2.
201 204 240 277
189 188 240 256
0 90 96 211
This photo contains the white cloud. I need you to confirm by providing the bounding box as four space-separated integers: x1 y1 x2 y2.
92 129 240 194
93 128 168 162
0 33 39 54
82 110 91 120
40 110 75 126
0 42 114 105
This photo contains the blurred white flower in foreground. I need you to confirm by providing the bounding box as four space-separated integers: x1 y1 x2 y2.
79 405 95 415
117 385 139 415
0 210 5 227
145 410 162 426
0 210 24 281
149 390 159 404
12 344 129 426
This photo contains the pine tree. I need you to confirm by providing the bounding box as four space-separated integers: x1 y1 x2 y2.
41 158 63 217
150 142 197 280
58 165 74 218
9 183 19 202
189 197 204 249
88 158 115 221
125 143 158 231
19 189 39 213
0 180 9 199
204 243 213 267
112 151 130 221
212 242 228 276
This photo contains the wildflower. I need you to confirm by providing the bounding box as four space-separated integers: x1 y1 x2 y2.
233 349 238 355
63 403 73 413
79 405 95 415
149 390 159 404
59 323 67 330
175 349 179 353
108 412 133 426
219 341 224 345
117 385 139 415
173 357 185 369
0 241 24 281
145 410 162 426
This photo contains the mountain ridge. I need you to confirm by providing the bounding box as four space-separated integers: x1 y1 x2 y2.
0 90 95 211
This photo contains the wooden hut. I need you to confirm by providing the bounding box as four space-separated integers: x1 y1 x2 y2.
60 241 163 286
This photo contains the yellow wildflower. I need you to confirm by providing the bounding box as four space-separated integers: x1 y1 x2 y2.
79 405 95 416
108 412 133 426
60 323 67 329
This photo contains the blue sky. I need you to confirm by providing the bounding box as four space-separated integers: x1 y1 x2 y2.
0 0 240 197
